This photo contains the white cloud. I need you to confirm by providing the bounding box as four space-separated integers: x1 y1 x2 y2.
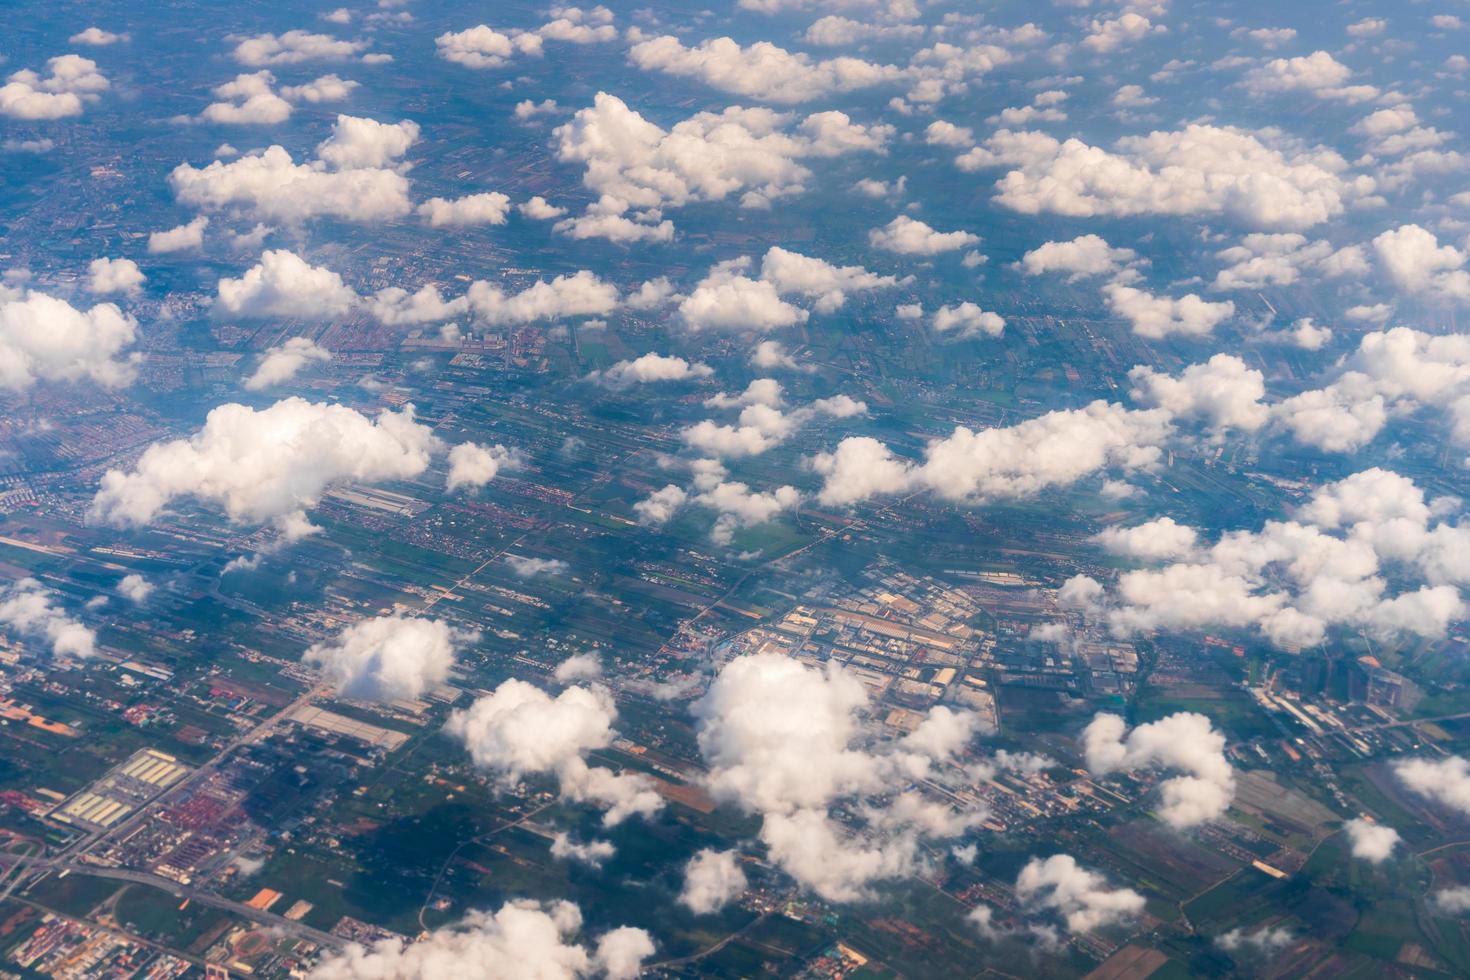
280 73 359 104
1083 712 1234 827
117 573 152 604
1344 818 1399 863
417 192 511 227
244 336 332 390
148 215 209 253
590 353 713 388
1438 887 1470 913
0 55 108 120
960 125 1373 230
87 257 145 297
306 614 477 702
1217 925 1294 955
436 10 617 69
553 93 891 240
469 271 619 325
1243 51 1378 103
628 35 903 104
678 264 808 334
308 900 652 980
447 680 662 826
201 71 293 125
1082 13 1165 53
0 286 138 392
1373 224 1470 303
70 27 128 45
233 31 367 67
804 16 925 46
751 340 803 371
520 196 566 219
759 247 901 312
1128 354 1268 433
90 398 439 538
1015 855 1145 933
554 654 603 684
550 833 615 867
1347 17 1387 37
447 442 517 492
1095 517 1198 561
869 215 978 255
932 303 1004 338
0 579 97 659
506 556 569 578
1212 233 1368 291
1396 755 1470 815
925 120 974 148
695 479 801 543
1020 235 1137 279
216 250 357 319
634 484 689 526
170 115 418 224
1103 283 1235 339
680 849 748 914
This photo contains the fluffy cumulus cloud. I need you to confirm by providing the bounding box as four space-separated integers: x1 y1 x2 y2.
680 849 748 914
305 615 478 702
1395 755 1470 815
1243 51 1378 104
1212 233 1368 291
417 192 512 227
553 93 890 240
691 653 983 901
1344 818 1399 863
932 303 1004 339
90 398 439 538
200 71 359 124
628 35 903 104
1373 224 1470 303
1103 283 1235 339
959 125 1374 230
812 401 1172 508
1014 855 1145 934
1274 328 1470 453
633 485 688 526
87 258 145 297
868 216 978 255
678 262 808 334
681 381 867 464
590 353 713 388
1082 13 1165 53
0 579 97 659
1217 925 1294 956
118 573 152 604
244 336 332 390
1083 713 1234 827
0 55 109 120
308 900 652 980
170 115 418 224
1020 235 1137 280
0 284 139 392
447 442 518 492
148 216 209 254
216 250 357 320
233 31 367 67
758 247 901 312
436 8 617 69
447 680 662 826
1129 355 1268 434
369 272 619 329
1083 469 1470 649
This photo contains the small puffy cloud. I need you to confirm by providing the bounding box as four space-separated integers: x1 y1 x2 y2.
680 849 748 914
505 556 569 578
1347 17 1387 37
1243 51 1378 103
634 485 688 526
233 31 367 67
90 398 438 538
308 900 652 980
447 442 517 492
1437 887 1470 913
1212 233 1368 291
148 215 209 254
447 679 662 826
925 120 974 147
678 264 808 334
751 340 803 371
695 480 801 544
280 73 359 104
1288 318 1333 350
216 250 357 319
758 247 901 312
87 257 145 297
1020 235 1136 279
0 579 97 659
201 71 293 125
1015 855 1145 933
1373 224 1470 303
244 336 332 390
591 353 713 388
1344 818 1399 863
469 271 619 326
170 115 418 224
554 654 603 684
1395 755 1470 815
628 35 903 104
1083 712 1234 827
1103 283 1234 339
418 192 512 227
550 833 615 867
960 125 1373 231
1082 13 1165 53
0 286 138 392
932 303 1004 338
0 55 109 120
118 573 153 604
1095 518 1198 561
869 215 978 255
1128 354 1268 433
436 26 537 69
306 615 478 702
520 196 566 220
70 27 128 45
1217 925 1294 955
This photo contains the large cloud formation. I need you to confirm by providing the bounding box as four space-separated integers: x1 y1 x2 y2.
1083 713 1235 827
956 125 1374 230
305 615 479 702
309 900 653 980
0 285 139 391
691 653 983 901
447 680 662 826
90 398 439 539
